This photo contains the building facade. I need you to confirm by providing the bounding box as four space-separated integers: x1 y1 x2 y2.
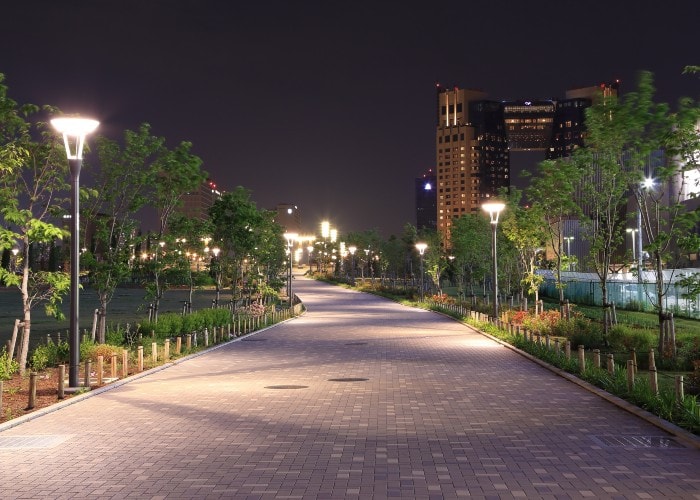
435 84 509 246
178 179 223 221
415 168 437 231
434 81 620 248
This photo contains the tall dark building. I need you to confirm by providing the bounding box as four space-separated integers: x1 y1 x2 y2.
547 81 619 159
178 179 223 221
435 84 509 246
433 81 619 246
415 169 437 231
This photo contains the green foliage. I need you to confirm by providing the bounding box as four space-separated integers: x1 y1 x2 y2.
80 341 121 363
607 324 656 353
29 341 69 371
139 308 231 338
0 348 20 380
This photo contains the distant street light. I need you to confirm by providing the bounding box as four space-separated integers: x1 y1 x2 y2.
51 116 99 389
482 201 505 320
307 245 314 272
348 246 357 278
626 228 638 271
415 242 428 301
564 236 574 271
284 232 298 306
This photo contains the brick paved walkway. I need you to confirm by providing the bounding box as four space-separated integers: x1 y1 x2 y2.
1 277 699 499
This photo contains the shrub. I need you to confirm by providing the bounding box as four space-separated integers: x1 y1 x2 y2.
82 342 121 362
30 341 69 371
608 325 656 353
0 348 20 380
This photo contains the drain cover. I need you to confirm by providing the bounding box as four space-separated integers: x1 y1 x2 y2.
592 435 684 448
345 342 368 346
265 385 308 389
328 378 369 382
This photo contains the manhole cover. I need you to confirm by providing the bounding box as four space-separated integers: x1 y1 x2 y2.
345 342 368 346
0 435 70 449
592 435 684 448
242 338 267 341
265 385 308 390
328 378 369 382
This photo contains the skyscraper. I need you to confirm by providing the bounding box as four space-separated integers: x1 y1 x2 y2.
415 168 437 231
178 179 223 221
435 84 509 246
434 81 619 247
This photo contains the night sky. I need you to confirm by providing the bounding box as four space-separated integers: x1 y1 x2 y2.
1 1 697 237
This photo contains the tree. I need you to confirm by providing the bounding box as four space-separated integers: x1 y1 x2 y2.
629 72 700 358
210 187 274 305
572 86 641 337
145 139 205 321
499 189 547 308
417 229 447 296
449 214 491 299
81 124 165 341
0 76 70 373
167 213 214 308
526 157 583 317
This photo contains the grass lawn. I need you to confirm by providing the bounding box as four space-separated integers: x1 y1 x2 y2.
0 286 225 349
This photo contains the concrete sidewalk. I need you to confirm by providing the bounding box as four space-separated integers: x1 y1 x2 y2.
1 277 698 499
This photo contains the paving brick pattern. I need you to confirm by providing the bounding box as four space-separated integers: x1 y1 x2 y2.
1 277 699 499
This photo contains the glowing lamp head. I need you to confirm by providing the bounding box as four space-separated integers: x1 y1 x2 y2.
51 117 99 160
415 242 428 255
482 201 506 224
283 232 298 246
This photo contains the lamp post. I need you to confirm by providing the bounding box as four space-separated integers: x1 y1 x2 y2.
415 242 427 301
564 236 574 271
348 246 356 278
51 117 99 389
482 201 505 320
211 246 221 306
637 178 654 284
284 232 298 306
307 245 313 272
10 247 19 273
626 228 637 272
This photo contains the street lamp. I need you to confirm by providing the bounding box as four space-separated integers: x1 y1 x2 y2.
284 232 298 306
564 236 574 271
482 201 505 320
51 116 99 389
306 245 314 272
211 246 221 306
626 228 638 272
348 246 357 278
415 242 427 301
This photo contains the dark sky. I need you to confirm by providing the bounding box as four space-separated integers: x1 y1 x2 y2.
1 0 697 237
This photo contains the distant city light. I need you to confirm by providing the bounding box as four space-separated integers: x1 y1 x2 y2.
424 182 432 191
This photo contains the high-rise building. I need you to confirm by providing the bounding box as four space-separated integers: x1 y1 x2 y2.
415 169 437 231
435 84 509 246
434 81 619 247
179 179 222 221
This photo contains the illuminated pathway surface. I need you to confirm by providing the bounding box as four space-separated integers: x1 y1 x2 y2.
1 277 699 499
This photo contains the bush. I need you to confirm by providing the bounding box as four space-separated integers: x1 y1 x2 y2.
30 341 69 371
81 342 121 362
0 348 19 380
607 325 656 353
